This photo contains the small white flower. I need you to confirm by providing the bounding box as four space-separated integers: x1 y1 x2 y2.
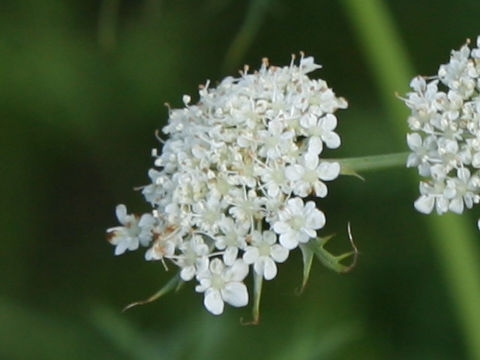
273 197 326 250
406 133 437 176
176 235 210 281
144 235 176 261
243 231 289 280
228 189 264 225
195 258 249 315
414 180 448 214
257 120 296 161
215 216 249 266
107 205 155 255
256 162 291 198
285 152 340 197
445 168 480 213
192 193 225 234
300 113 341 151
142 169 171 205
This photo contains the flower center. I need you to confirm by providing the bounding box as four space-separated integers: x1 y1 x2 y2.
127 222 141 237
304 168 318 183
258 243 271 257
290 215 306 230
211 273 225 290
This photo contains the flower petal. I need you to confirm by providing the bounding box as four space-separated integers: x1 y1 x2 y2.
273 221 289 234
263 230 277 245
308 136 323 155
322 114 337 131
279 231 299 250
228 259 249 281
305 207 326 230
414 195 435 214
243 247 259 264
270 244 289 262
180 266 196 281
223 246 239 266
222 282 249 307
285 164 303 181
210 258 224 274
318 161 340 181
204 288 224 315
304 152 319 169
115 204 127 223
263 257 278 280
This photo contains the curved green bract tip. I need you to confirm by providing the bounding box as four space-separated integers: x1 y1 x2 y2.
122 273 182 312
298 244 314 294
307 229 358 274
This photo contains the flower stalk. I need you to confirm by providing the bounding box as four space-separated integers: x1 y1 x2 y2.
249 272 263 325
335 152 409 176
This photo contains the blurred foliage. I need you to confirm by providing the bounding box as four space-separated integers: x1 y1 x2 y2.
2 0 480 359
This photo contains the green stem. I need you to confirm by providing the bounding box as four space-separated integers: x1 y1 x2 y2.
334 152 408 175
341 1 480 359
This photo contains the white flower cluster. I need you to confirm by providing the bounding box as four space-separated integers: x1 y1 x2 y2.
107 55 347 315
404 37 480 227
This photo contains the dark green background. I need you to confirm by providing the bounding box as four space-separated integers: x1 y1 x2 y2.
2 1 480 359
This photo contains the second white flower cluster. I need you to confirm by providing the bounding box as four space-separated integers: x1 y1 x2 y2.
404 37 480 227
107 55 347 315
